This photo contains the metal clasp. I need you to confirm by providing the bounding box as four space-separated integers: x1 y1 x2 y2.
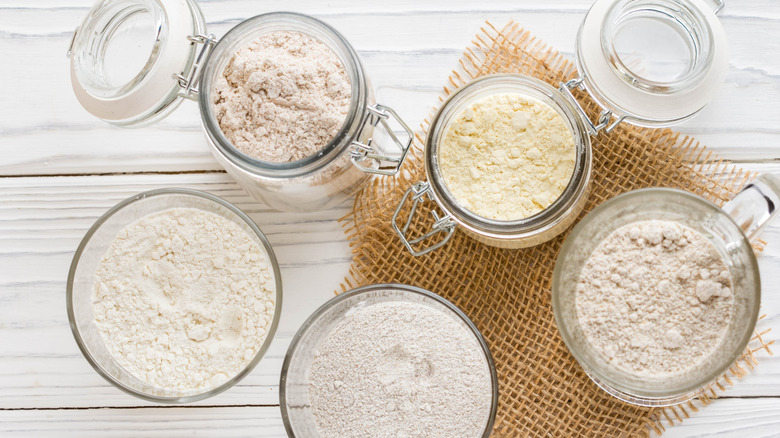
66 26 79 58
708 0 725 15
174 34 217 100
560 78 624 136
350 104 414 176
392 181 456 256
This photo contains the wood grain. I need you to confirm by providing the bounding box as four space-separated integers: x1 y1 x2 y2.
0 170 778 410
1 0 779 436
1 0 780 176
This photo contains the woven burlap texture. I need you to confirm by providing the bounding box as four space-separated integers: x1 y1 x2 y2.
339 21 774 437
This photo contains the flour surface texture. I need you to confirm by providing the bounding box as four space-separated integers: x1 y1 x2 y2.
576 220 733 377
308 301 493 438
438 93 576 220
213 31 352 163
92 208 276 392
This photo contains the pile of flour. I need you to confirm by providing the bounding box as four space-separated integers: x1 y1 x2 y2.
92 207 276 392
576 220 734 376
438 93 576 220
308 301 493 437
213 31 352 163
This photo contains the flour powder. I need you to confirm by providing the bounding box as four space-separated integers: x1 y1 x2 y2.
576 220 734 376
438 93 576 220
92 207 277 392
308 301 493 437
213 31 352 163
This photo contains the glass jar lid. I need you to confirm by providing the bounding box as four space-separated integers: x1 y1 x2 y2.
574 0 729 127
68 0 207 126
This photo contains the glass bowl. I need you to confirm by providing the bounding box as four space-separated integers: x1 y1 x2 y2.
552 188 763 406
280 283 498 437
66 188 283 403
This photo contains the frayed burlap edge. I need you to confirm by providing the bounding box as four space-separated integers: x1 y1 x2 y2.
338 21 775 437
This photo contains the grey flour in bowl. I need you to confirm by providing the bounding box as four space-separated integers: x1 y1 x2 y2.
576 219 734 377
308 301 493 438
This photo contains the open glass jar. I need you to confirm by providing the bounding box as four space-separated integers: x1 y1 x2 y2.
552 174 780 406
393 0 729 256
68 2 412 212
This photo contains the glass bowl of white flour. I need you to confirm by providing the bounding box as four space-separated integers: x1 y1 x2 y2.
280 284 498 437
67 188 282 403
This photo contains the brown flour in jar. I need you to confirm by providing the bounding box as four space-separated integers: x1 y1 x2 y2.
576 220 734 376
213 31 352 163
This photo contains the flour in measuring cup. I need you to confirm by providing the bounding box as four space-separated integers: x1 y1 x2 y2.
92 208 276 392
576 220 734 376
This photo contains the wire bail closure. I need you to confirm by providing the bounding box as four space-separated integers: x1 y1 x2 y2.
174 33 217 100
350 104 414 176
392 181 456 256
559 78 625 136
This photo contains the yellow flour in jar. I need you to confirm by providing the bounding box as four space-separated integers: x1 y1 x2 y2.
438 94 576 220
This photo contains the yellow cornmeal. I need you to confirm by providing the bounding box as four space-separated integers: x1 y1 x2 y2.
438 93 576 220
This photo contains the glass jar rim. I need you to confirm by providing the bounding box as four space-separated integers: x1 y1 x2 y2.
600 0 715 94
424 73 592 238
575 0 729 127
66 188 284 403
69 0 207 126
199 12 369 179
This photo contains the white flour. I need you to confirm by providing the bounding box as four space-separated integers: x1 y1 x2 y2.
308 301 493 438
438 93 576 220
576 220 734 376
213 31 352 163
92 208 276 392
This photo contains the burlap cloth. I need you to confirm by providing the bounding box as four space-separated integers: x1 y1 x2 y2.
338 22 774 436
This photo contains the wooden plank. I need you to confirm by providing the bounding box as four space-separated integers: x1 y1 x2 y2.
0 173 351 408
1 398 780 437
660 398 780 438
1 0 779 176
0 167 779 410
0 406 288 437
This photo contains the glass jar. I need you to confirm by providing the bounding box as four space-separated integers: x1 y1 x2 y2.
552 174 780 406
68 2 412 212
393 0 729 256
393 75 592 255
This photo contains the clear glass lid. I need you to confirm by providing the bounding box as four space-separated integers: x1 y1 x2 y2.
574 0 729 127
68 0 207 126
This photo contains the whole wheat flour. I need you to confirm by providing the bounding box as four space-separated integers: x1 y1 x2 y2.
92 207 276 392
213 31 352 163
308 301 493 438
576 220 734 376
438 93 576 220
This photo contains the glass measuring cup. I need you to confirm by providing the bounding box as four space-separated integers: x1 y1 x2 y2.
552 174 780 406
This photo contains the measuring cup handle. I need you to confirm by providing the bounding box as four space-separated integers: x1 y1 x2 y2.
722 174 780 242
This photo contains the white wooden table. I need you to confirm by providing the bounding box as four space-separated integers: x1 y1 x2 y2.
2 0 779 436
